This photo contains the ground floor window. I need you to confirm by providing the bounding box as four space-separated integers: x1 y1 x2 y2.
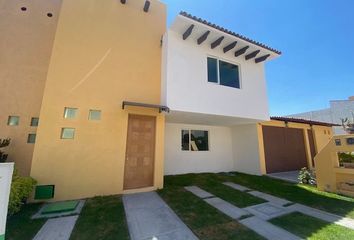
181 130 209 151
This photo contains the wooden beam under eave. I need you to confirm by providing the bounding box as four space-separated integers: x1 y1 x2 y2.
197 31 210 45
143 0 150 12
223 41 237 53
211 36 224 49
234 46 249 57
245 50 260 60
255 54 271 63
183 24 194 40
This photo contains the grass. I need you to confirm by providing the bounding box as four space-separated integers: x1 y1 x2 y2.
5 203 46 240
158 186 265 240
270 212 354 240
224 172 354 218
70 195 129 240
163 173 265 207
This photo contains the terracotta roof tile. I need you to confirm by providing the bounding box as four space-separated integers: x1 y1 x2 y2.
270 116 340 127
180 11 281 55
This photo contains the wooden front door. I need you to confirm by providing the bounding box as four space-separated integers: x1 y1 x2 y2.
124 115 156 190
262 126 308 173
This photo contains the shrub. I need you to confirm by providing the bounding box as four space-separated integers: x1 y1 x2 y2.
338 152 354 164
8 169 37 215
298 167 316 185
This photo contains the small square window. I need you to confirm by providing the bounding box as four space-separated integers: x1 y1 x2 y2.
88 110 101 120
31 117 39 127
61 128 75 139
64 108 78 119
7 116 19 126
27 134 36 143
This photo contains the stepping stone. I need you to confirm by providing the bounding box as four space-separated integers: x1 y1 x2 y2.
248 191 291 206
240 216 302 240
184 186 214 199
288 203 354 230
204 197 249 219
223 182 251 192
33 215 78 240
123 192 197 240
243 202 295 220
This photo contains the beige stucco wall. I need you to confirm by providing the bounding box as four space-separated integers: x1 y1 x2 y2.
30 0 166 201
0 0 62 176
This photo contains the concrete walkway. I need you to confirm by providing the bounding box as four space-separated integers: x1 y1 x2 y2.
33 216 78 240
267 171 299 183
185 186 301 240
123 192 197 240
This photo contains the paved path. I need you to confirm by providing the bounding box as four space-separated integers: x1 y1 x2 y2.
33 216 78 240
185 186 301 240
267 171 299 183
240 216 301 240
123 192 197 240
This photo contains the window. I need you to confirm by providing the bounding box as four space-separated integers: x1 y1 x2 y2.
181 130 209 151
63 107 77 119
27 134 36 143
31 117 39 127
61 128 75 139
88 110 101 120
207 57 240 88
7 116 19 126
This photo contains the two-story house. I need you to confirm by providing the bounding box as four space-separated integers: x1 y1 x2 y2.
1 0 283 201
162 12 281 176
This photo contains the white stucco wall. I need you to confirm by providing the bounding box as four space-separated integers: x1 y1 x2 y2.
162 30 270 121
231 124 262 175
164 123 234 175
0 163 14 239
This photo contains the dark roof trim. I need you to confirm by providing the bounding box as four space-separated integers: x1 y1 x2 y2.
180 11 281 55
122 101 170 113
270 116 340 127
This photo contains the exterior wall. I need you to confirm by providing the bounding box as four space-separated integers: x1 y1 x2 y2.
162 30 270 121
164 123 233 175
288 97 354 135
259 120 333 172
315 134 354 197
30 0 166 201
0 0 63 176
232 124 263 175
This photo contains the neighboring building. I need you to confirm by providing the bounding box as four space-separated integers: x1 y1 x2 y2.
1 0 166 201
287 96 354 135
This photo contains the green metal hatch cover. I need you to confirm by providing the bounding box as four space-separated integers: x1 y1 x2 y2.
41 200 79 214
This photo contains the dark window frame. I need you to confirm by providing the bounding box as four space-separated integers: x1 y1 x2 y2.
207 56 241 89
181 129 209 152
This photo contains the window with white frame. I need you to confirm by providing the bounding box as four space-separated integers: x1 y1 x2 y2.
181 130 209 151
207 57 240 88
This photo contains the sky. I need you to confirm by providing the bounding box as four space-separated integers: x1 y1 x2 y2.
162 0 354 116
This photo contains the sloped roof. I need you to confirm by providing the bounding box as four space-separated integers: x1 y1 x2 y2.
180 11 281 55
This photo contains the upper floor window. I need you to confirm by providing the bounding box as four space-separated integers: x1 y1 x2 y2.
207 57 240 89
7 116 19 126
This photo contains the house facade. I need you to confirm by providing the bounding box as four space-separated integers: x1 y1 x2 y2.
1 0 335 201
162 12 280 176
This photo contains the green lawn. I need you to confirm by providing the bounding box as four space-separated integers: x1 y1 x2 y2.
5 204 46 240
70 195 129 240
270 212 354 240
158 186 265 240
224 172 354 218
